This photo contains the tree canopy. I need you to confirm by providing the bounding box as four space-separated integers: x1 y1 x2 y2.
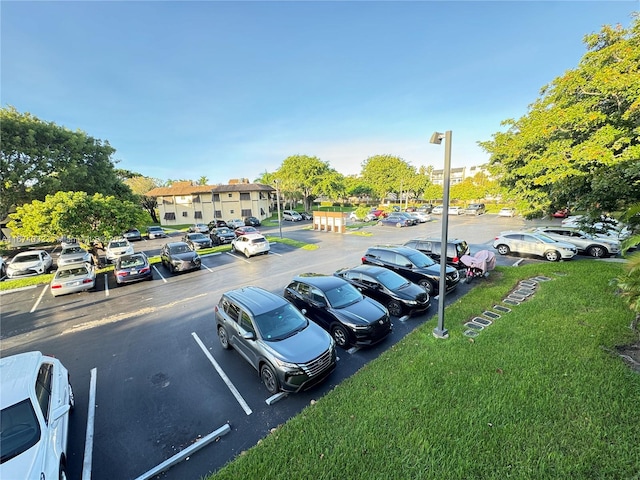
360 155 419 201
0 106 133 220
8 191 149 242
479 16 640 217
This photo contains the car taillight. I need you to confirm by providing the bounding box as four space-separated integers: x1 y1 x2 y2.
82 278 93 284
116 271 128 276
452 256 459 263
140 267 151 274
51 284 62 289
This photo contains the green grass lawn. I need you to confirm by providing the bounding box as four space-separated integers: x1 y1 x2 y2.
210 260 640 480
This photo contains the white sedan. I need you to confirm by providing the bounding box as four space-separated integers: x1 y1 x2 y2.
105 239 134 263
448 206 463 215
498 207 516 217
231 233 270 258
6 250 53 278
0 352 74 480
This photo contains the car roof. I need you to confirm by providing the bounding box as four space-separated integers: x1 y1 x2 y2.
292 273 347 290
13 250 46 258
368 245 418 254
340 265 390 277
0 351 44 407
238 233 265 240
166 241 189 247
223 286 288 315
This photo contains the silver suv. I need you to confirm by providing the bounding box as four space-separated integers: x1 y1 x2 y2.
493 231 577 261
214 286 337 394
533 227 620 258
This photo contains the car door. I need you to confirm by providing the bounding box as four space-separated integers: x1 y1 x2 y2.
286 282 331 330
521 234 543 255
357 273 388 305
35 361 67 477
224 301 259 367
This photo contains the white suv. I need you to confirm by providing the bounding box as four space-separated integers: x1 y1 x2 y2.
493 231 577 262
533 227 620 258
0 352 74 480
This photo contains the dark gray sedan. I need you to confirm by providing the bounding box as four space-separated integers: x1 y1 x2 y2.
182 233 213 250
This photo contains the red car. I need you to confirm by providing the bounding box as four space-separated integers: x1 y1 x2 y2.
234 225 260 237
552 208 570 218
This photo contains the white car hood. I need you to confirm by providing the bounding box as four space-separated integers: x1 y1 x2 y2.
9 260 42 271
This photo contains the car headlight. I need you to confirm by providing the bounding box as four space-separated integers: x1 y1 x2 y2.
273 357 304 374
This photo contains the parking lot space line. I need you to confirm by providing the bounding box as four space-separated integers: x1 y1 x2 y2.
103 274 110 297
225 252 250 263
132 423 231 480
152 265 168 282
0 284 37 296
30 285 48 313
268 251 282 257
82 368 97 480
202 263 214 273
191 332 253 415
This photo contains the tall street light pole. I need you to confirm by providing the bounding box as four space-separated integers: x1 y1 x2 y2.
430 130 452 339
274 180 283 239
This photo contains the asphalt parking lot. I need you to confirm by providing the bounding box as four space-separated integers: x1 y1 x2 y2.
1 213 558 479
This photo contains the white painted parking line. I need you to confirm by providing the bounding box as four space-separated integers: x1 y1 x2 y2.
268 251 282 257
152 265 167 282
132 423 231 480
225 252 250 263
82 368 97 480
103 273 110 297
191 332 253 415
202 263 214 272
30 285 48 313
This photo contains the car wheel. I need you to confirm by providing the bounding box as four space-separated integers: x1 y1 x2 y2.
387 300 403 317
260 364 279 394
496 244 510 255
396 222 402 228
377 220 383 226
231 244 236 252
218 326 230 350
544 250 560 262
588 246 606 258
244 249 250 258
332 324 351 348
418 279 435 295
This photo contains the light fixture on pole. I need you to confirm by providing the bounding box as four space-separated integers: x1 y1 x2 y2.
430 130 452 339
274 180 283 239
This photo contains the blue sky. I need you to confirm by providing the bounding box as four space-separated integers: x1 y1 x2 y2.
2 1 637 184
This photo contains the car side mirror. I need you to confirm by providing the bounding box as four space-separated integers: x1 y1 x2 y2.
242 331 255 341
52 404 70 421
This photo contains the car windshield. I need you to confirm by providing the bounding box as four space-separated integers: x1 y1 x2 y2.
254 303 308 341
61 246 82 255
169 244 191 254
324 283 363 308
108 241 128 248
250 238 266 244
216 228 231 234
407 251 436 267
0 399 41 463
56 266 90 278
13 254 40 263
148 227 162 232
119 256 146 268
189 234 207 240
376 269 410 289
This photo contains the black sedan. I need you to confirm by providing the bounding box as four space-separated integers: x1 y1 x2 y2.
182 232 213 250
114 253 153 285
210 227 236 245
283 274 392 349
160 242 201 273
334 265 431 317
244 216 261 227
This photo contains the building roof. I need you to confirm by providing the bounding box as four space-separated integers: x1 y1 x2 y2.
146 182 274 197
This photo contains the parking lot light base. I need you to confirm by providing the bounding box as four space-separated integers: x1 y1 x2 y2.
432 327 449 339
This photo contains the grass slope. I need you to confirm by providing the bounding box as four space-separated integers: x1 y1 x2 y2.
210 261 640 480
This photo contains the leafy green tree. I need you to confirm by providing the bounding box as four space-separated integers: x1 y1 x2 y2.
275 155 340 210
360 155 417 201
8 191 148 242
124 176 164 223
479 16 640 217
423 184 443 203
0 106 133 220
344 176 374 202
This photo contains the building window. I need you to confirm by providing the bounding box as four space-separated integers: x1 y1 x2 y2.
240 192 250 200
193 195 201 203
164 212 176 220
241 209 252 217
194 211 203 219
182 211 188 217
214 210 222 218
213 193 220 201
